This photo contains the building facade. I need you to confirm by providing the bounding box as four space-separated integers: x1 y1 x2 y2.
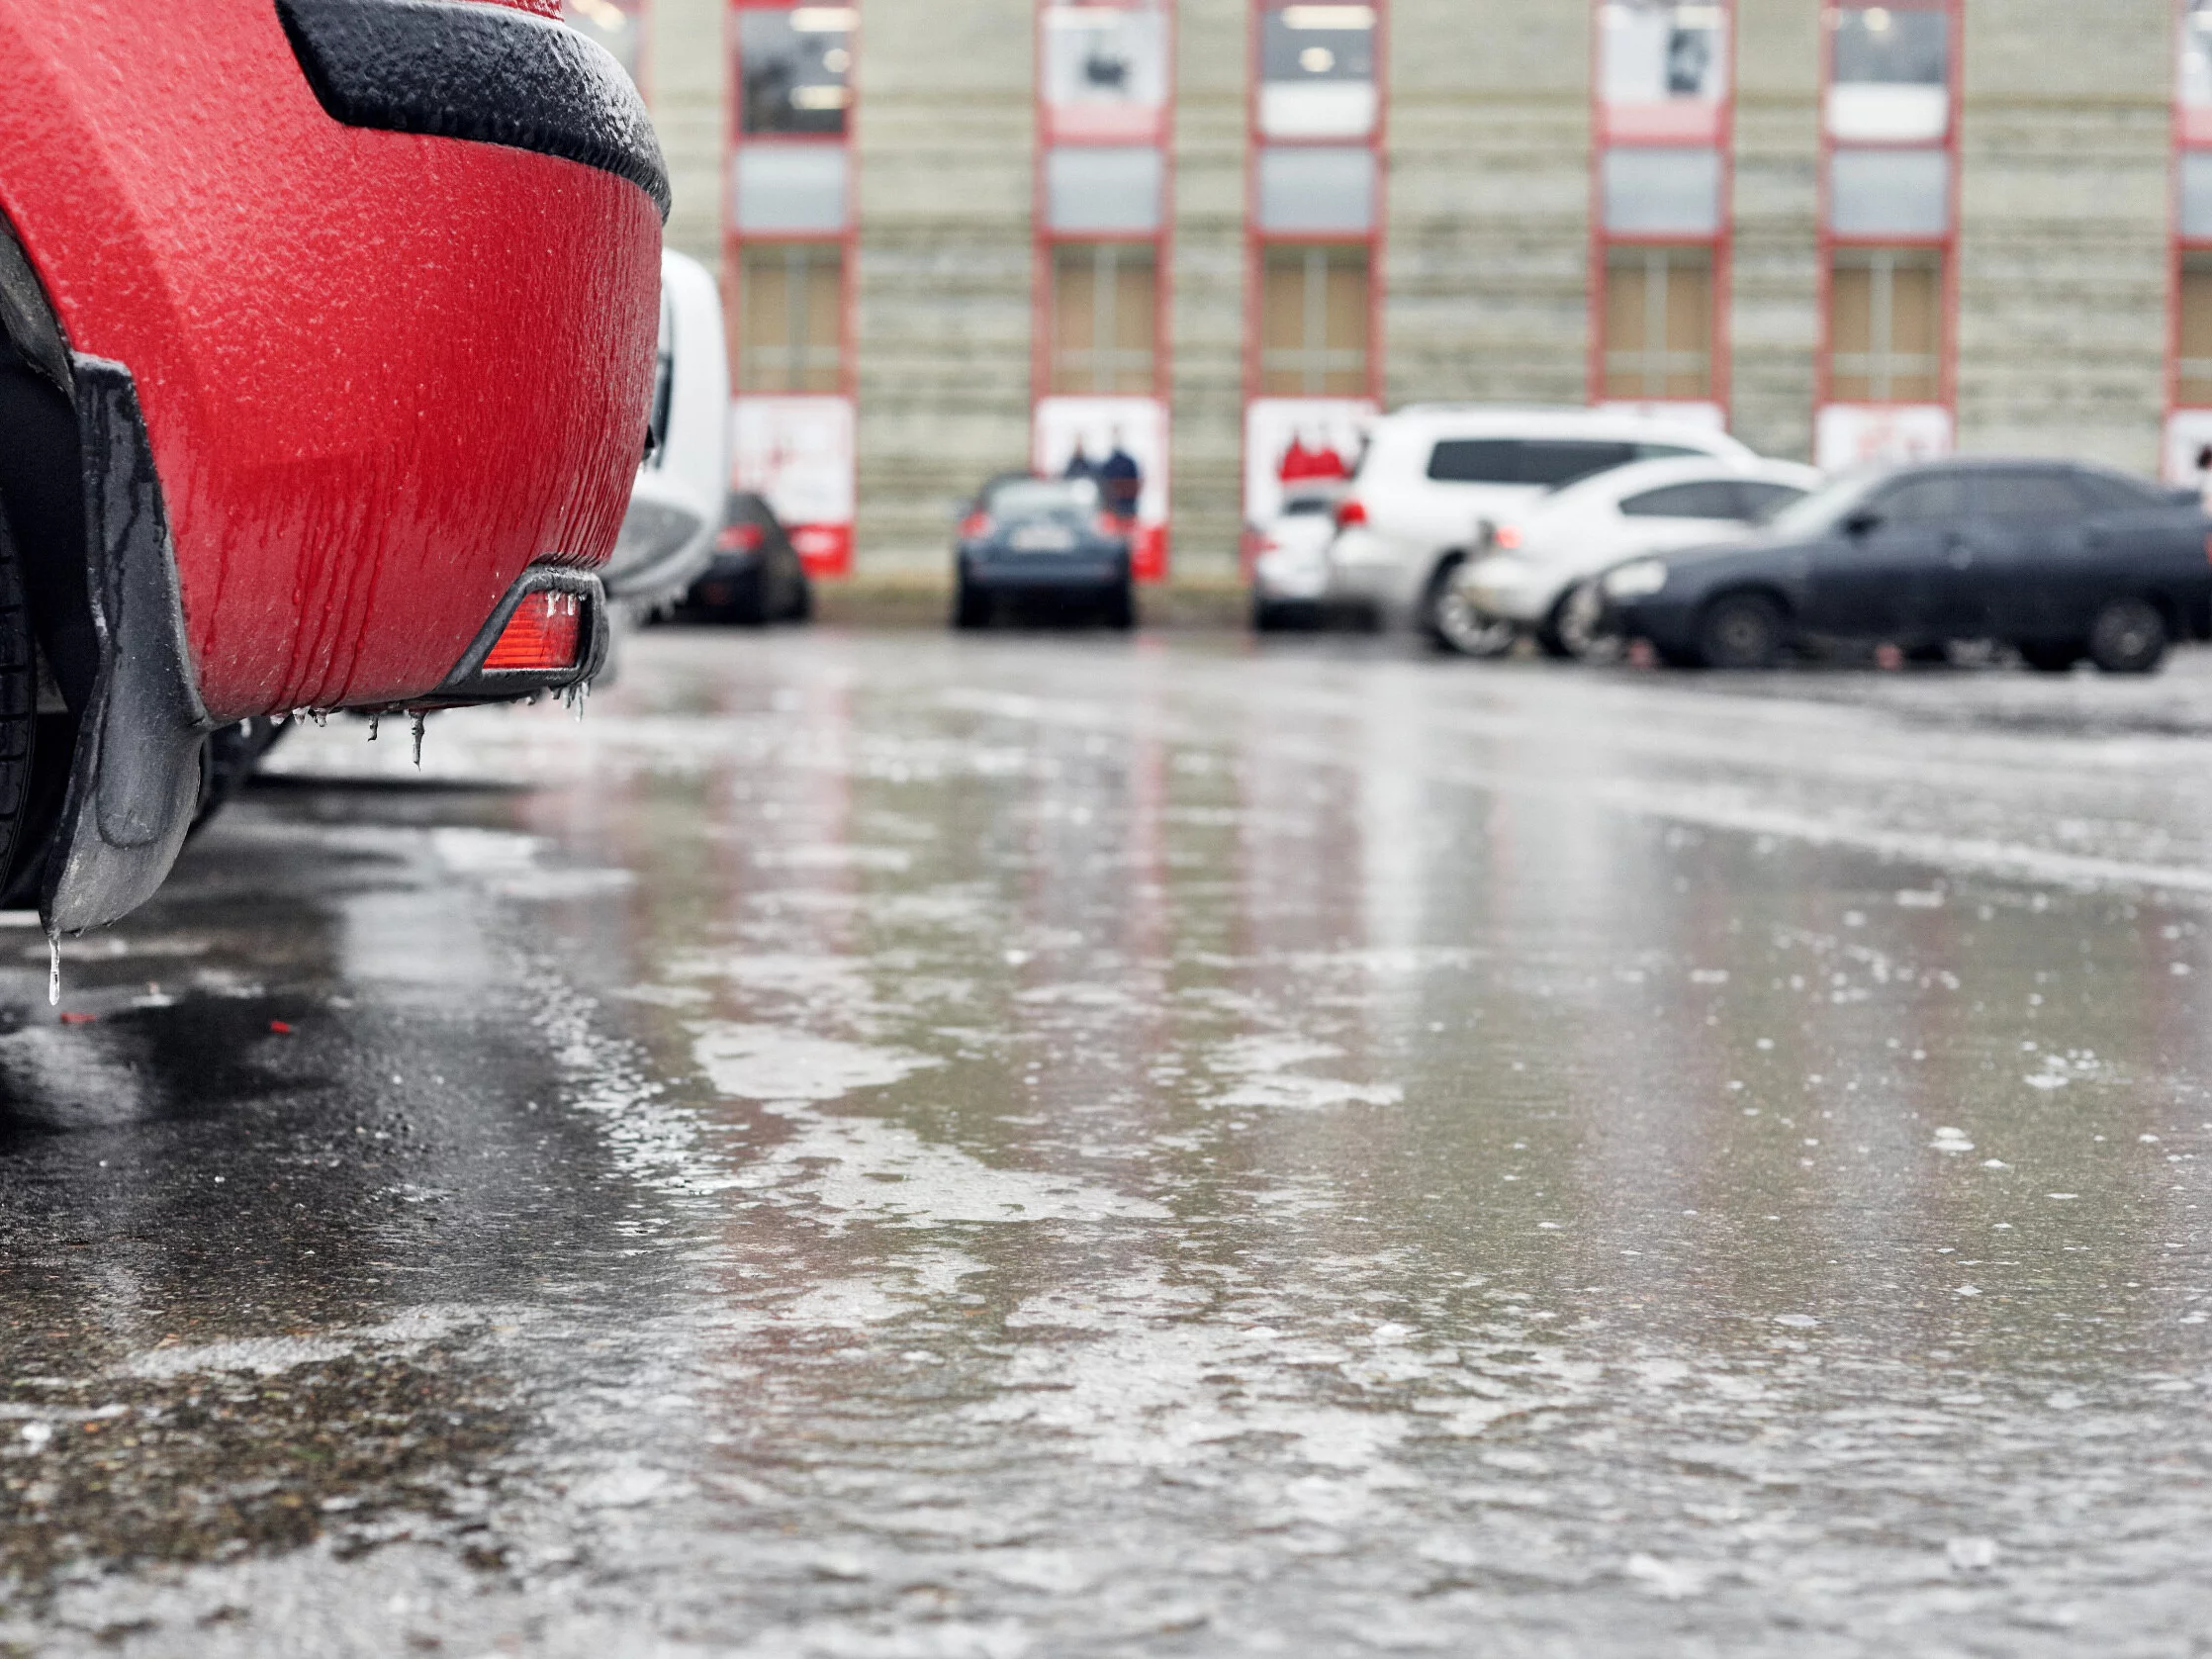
598 0 2177 581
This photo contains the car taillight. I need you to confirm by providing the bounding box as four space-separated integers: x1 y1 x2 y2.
484 592 584 672
1335 499 1368 528
1494 524 1522 550
960 512 992 540
715 522 767 554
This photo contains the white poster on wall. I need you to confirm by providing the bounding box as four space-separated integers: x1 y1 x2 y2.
1813 403 1953 473
732 395 856 574
1034 395 1169 579
2164 409 2212 489
1244 397 1378 524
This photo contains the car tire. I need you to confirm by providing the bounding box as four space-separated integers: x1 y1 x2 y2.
1696 592 1787 671
953 580 992 631
1252 597 1292 633
0 508 40 891
2018 640 2081 674
1551 580 1622 664
2086 598 2167 675
1100 584 1136 631
1423 557 1514 658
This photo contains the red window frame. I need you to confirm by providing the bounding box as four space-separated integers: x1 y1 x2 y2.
1031 0 1176 408
724 0 860 405
2169 0 2212 443
1242 0 1389 413
1585 0 1735 419
1814 0 1963 424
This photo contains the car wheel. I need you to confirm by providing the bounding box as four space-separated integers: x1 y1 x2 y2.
2017 640 2081 674
1545 581 1615 662
1696 592 1787 671
1100 584 1136 631
1423 558 1514 658
0 509 39 886
953 580 992 631
2086 597 2167 675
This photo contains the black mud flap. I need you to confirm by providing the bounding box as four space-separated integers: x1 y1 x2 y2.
41 360 215 936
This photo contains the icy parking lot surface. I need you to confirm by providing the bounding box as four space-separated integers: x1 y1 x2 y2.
5 630 2212 1655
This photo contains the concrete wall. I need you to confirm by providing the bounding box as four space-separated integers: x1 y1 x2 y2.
1731 0 1822 460
1957 0 2168 470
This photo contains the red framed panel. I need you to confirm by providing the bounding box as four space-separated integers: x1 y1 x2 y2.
1585 0 1735 429
1241 0 1389 546
1812 0 1962 469
562 0 653 103
725 0 861 575
2166 0 2212 483
1032 0 1177 582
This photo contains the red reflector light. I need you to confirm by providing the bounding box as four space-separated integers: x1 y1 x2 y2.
1494 523 1521 550
959 512 992 540
716 521 767 554
1336 499 1368 528
484 591 583 672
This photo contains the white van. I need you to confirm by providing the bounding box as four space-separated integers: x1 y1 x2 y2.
1322 406 1752 652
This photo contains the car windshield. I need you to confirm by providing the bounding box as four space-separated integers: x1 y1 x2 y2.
1758 471 1884 538
988 479 1098 520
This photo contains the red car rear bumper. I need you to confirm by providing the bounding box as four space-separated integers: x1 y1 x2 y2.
0 0 662 721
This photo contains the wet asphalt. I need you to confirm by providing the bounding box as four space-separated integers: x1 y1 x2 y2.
4 626 2212 1656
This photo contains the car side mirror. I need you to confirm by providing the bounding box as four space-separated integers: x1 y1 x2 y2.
1842 509 1883 538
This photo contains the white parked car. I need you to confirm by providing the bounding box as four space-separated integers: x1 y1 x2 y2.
1250 485 1349 628
1322 406 1754 653
1460 455 1822 657
602 249 731 612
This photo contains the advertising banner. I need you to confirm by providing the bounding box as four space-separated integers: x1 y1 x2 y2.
1042 2 1168 143
1599 0 1727 142
1813 403 1953 472
1244 397 1377 524
733 395 856 575
1034 395 1169 581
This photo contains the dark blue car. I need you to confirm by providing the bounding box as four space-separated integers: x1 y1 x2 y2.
954 476 1135 630
1600 458 2212 674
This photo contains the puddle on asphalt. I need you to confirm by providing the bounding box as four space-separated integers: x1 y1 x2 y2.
2 632 2210 1654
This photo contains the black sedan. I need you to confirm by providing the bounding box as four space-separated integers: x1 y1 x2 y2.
955 476 1135 629
673 492 813 625
1600 458 2211 674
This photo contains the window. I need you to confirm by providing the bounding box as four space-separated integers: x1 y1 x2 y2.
1424 440 1640 487
1260 246 1370 395
1828 249 1941 402
1871 471 1965 524
1051 245 1156 395
1973 471 2091 521
739 7 855 137
1827 3 1948 142
1258 2 1378 138
2182 256 2212 407
1603 247 1713 400
1618 480 1742 519
739 243 843 393
1735 481 1807 519
564 0 645 85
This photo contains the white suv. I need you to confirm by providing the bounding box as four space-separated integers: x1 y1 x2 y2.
1323 406 1753 652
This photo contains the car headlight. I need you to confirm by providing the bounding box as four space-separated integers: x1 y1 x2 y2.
1603 558 1669 599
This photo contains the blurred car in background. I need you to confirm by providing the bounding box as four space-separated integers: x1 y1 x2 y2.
1599 458 2212 674
0 0 663 932
602 250 729 614
1249 485 1353 631
1460 456 1821 658
954 475 1135 630
673 493 813 625
1321 407 1754 654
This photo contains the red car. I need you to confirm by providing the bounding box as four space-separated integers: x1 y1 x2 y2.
0 0 663 931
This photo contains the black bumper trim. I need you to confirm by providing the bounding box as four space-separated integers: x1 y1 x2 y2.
275 0 670 219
